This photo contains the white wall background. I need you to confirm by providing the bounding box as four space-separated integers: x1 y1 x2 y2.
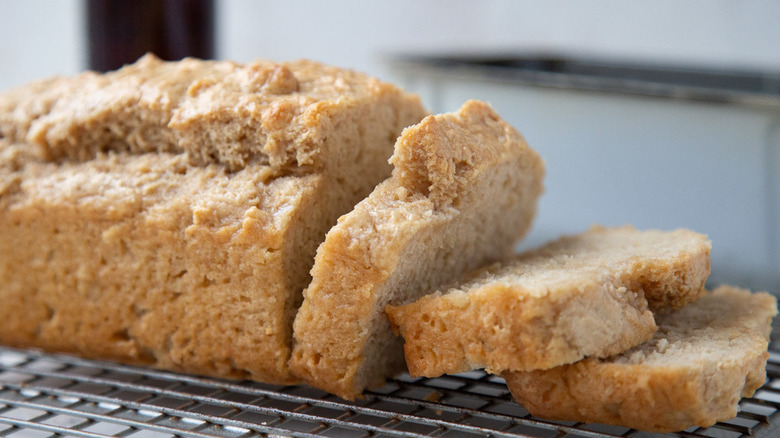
1 0 779 291
219 0 780 78
2 0 780 90
0 0 83 91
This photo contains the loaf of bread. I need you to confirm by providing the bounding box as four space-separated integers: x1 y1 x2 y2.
386 226 711 377
0 55 427 384
288 100 545 400
504 285 777 432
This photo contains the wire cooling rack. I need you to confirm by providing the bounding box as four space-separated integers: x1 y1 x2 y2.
0 343 778 438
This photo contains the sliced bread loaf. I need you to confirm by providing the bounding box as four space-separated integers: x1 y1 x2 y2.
504 285 777 432
288 100 545 399
0 56 426 384
385 226 711 377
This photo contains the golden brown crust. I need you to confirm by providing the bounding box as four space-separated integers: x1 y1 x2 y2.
388 99 533 209
503 286 777 433
0 57 427 384
0 74 101 143
289 100 545 399
385 226 711 377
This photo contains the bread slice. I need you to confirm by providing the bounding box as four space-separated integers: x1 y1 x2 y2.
0 56 426 384
504 286 777 433
288 100 545 399
386 226 711 377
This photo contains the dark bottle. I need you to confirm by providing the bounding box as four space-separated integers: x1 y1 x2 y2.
87 0 215 72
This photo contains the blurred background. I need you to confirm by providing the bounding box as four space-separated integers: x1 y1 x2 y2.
1 0 778 293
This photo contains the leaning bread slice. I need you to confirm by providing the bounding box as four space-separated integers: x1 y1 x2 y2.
504 286 777 433
386 226 711 377
289 100 545 400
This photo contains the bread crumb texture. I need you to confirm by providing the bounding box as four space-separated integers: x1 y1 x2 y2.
289 100 545 399
0 55 427 384
386 225 711 377
504 286 777 432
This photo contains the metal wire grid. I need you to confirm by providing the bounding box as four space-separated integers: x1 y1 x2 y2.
0 345 778 438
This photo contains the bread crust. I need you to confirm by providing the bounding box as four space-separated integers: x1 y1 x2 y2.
289 100 545 399
0 56 427 384
504 286 777 433
1 54 425 173
386 226 711 377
